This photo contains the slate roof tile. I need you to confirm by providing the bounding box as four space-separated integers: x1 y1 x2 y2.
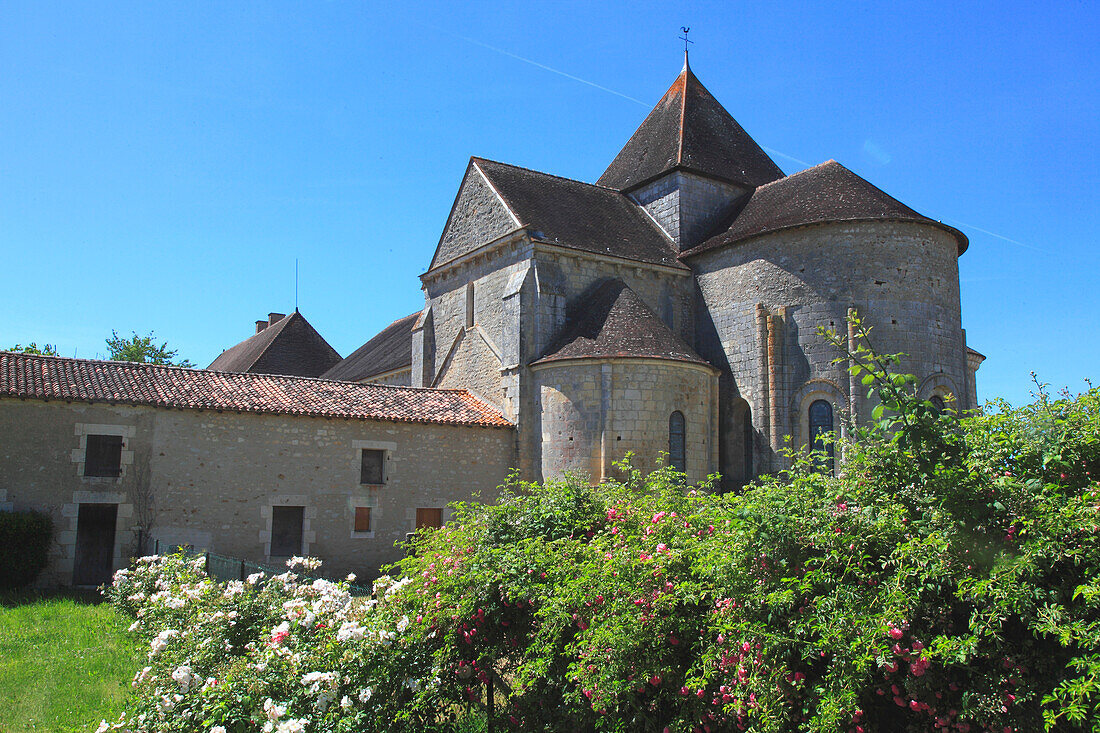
1 352 511 428
598 60 784 191
208 311 342 377
533 280 712 368
322 312 418 382
683 160 968 257
471 158 685 269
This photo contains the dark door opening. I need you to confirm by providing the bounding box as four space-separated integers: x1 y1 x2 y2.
73 503 118 586
270 506 305 558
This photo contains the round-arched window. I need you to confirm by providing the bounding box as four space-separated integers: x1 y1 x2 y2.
669 411 686 473
809 399 834 473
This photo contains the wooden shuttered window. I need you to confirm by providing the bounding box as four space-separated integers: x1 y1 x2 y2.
85 434 123 477
354 507 372 533
415 508 442 530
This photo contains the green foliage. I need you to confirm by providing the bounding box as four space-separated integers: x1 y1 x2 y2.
109 316 1100 731
5 342 60 355
106 330 194 367
0 510 53 589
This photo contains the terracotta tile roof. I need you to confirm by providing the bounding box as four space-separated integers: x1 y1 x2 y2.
322 312 417 382
532 280 713 368
208 311 342 377
0 352 512 429
472 158 686 269
683 160 969 257
598 60 784 192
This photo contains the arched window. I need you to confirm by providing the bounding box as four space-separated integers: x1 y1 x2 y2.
742 407 754 483
929 395 946 414
669 411 686 473
809 399 834 473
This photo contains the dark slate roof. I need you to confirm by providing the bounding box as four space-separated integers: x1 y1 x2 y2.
322 312 418 382
208 311 342 378
683 160 969 257
532 280 712 367
598 59 784 191
472 158 685 269
0 352 511 428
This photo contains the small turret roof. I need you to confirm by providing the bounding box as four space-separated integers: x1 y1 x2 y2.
683 160 968 257
598 59 784 191
532 280 712 368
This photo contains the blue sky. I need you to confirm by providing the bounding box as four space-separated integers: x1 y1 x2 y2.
1 1 1096 405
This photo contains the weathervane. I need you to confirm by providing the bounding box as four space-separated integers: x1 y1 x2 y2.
680 26 693 58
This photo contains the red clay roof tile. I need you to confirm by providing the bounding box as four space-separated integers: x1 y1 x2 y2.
0 352 512 429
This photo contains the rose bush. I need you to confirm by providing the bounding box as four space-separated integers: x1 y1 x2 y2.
105 330 1100 731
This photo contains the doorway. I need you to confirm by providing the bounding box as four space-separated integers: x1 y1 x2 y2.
73 503 118 586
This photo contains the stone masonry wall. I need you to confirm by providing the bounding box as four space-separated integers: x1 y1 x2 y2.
418 241 532 411
534 359 717 485
432 165 517 268
691 221 966 470
629 171 745 251
0 399 514 586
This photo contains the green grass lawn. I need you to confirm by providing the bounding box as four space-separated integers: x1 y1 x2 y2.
0 592 142 732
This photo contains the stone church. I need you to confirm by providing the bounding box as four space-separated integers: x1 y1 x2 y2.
0 59 984 586
314 57 983 489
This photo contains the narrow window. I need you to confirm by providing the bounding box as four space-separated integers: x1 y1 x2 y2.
742 407 754 483
809 400 835 473
85 435 123 477
354 507 372 533
360 449 385 485
270 506 304 557
929 395 946 414
416 507 443 530
465 282 475 328
669 411 686 473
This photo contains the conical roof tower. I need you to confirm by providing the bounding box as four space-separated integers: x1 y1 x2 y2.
599 56 783 192
599 57 783 250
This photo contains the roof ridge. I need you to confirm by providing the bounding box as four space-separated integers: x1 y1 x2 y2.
472 156 620 192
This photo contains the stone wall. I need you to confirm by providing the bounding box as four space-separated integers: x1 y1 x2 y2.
629 171 746 250
533 358 718 485
691 220 967 472
363 368 411 387
432 164 518 268
0 399 514 586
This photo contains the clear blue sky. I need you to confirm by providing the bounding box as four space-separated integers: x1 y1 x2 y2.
1 1 1096 405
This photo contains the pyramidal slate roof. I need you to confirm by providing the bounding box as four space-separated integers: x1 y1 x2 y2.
1 352 511 428
322 312 418 382
208 311 342 378
532 280 712 368
683 160 969 257
598 58 784 191
472 158 684 269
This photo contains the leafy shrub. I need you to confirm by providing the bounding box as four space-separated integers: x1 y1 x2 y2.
0 509 52 588
104 322 1100 731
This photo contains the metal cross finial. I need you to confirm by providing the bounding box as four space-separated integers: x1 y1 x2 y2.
680 27 693 56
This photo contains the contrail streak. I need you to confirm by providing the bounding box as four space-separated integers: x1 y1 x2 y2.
448 32 819 170
450 33 649 107
444 32 1035 252
941 218 1044 252
762 146 812 168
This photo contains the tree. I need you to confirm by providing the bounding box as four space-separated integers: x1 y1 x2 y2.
5 342 59 355
105 330 194 367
